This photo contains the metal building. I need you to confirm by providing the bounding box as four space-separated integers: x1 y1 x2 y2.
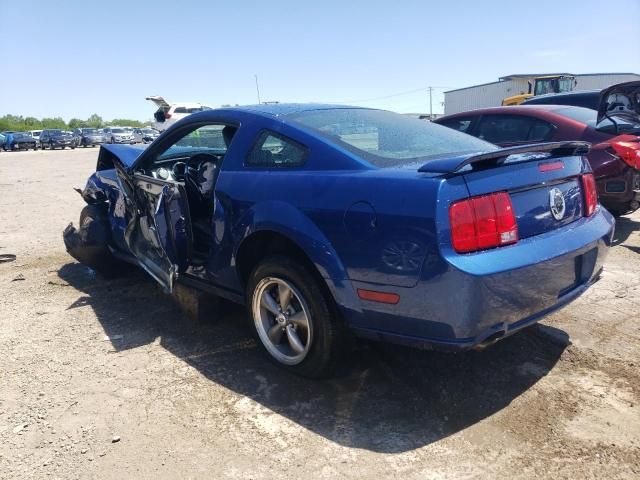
444 72 640 115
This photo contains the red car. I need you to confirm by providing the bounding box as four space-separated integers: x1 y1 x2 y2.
435 82 640 216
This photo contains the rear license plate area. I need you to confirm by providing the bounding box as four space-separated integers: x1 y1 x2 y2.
558 247 598 297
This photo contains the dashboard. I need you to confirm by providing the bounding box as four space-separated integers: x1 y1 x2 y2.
137 152 223 183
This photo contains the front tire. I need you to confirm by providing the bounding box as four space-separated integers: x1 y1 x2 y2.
63 205 127 277
247 255 344 377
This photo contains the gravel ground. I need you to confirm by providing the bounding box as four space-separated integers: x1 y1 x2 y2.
0 148 639 479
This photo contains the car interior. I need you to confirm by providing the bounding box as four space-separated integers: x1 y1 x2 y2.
137 124 238 265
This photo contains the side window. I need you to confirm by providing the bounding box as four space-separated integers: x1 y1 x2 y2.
438 117 475 133
476 115 534 143
528 119 554 141
246 131 307 168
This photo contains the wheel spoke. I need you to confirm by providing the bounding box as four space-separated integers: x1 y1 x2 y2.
267 323 284 344
261 291 280 316
278 284 292 311
285 325 305 354
288 311 308 329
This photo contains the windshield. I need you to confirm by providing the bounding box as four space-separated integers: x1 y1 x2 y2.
111 128 125 133
50 130 63 135
534 79 557 96
142 128 157 134
558 77 574 93
289 108 496 168
83 128 97 134
556 106 640 134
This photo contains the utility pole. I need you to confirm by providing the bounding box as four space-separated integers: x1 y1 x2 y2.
254 75 261 104
428 86 433 120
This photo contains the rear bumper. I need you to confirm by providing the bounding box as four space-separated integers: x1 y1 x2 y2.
343 207 615 350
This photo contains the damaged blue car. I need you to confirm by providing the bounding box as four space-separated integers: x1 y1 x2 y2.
64 104 615 377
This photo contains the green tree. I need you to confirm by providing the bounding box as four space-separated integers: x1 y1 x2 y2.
108 118 144 127
86 114 103 128
68 118 86 129
41 117 68 129
24 117 42 129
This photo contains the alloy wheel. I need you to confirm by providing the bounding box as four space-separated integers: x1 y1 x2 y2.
252 277 313 365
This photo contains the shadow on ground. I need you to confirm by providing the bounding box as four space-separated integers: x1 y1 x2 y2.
612 215 640 248
59 262 569 453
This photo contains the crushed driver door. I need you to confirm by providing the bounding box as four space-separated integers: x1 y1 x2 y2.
123 174 193 293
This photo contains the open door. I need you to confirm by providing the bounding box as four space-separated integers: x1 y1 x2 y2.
123 173 193 293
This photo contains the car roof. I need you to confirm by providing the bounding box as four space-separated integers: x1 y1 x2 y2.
529 89 600 100
438 104 577 118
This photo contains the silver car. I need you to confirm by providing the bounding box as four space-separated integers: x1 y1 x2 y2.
104 127 134 144
132 127 160 144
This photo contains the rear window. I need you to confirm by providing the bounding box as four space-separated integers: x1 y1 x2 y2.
553 106 598 124
554 106 640 134
289 109 495 168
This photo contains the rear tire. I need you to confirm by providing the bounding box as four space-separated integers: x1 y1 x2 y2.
246 255 344 378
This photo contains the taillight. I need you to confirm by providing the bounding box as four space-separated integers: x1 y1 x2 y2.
449 192 518 253
581 173 597 217
610 135 640 169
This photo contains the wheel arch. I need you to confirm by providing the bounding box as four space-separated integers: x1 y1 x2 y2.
232 205 359 314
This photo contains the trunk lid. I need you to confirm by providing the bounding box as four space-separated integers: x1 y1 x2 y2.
597 81 640 133
146 95 171 111
461 156 587 238
419 142 592 240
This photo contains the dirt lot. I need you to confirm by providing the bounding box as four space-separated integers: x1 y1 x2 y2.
0 148 639 479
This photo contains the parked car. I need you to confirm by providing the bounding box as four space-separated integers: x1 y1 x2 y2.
40 129 76 150
436 83 640 216
3 131 38 151
0 133 5 150
73 128 106 147
522 80 640 114
63 104 613 377
146 95 212 131
103 127 135 144
28 130 43 148
132 127 160 144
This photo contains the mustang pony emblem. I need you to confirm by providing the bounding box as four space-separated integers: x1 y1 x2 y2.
549 188 566 220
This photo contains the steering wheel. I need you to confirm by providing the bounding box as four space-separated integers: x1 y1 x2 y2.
184 153 220 205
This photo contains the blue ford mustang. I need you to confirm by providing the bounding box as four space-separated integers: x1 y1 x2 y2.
63 104 615 377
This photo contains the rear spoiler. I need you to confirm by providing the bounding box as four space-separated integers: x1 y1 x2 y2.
418 141 591 174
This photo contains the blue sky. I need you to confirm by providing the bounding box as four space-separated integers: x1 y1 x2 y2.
1 0 638 121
